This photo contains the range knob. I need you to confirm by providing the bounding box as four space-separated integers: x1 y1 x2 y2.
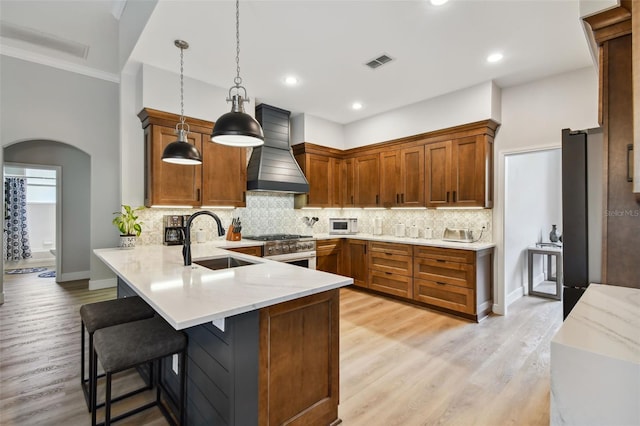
282 245 289 252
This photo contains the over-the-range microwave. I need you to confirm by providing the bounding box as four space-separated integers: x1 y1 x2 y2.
329 218 358 235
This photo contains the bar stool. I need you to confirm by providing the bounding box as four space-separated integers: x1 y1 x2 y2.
80 297 156 410
91 316 187 426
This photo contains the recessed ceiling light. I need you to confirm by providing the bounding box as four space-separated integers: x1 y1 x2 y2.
487 52 504 63
352 102 363 110
430 0 449 5
284 76 299 86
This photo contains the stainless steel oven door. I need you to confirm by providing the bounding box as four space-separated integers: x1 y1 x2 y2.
266 252 316 269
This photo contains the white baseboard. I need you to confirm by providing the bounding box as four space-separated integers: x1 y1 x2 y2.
507 286 524 306
58 270 90 282
89 278 117 291
492 303 505 315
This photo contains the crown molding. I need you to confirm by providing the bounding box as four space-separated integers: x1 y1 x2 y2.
0 44 120 83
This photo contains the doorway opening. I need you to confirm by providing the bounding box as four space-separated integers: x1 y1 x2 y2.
3 163 61 279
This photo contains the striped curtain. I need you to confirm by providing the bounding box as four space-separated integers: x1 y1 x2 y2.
4 177 32 261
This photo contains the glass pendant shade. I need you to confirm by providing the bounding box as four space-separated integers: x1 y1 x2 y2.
211 94 264 147
161 129 202 165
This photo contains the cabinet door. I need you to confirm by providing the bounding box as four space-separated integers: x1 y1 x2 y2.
342 158 355 207
331 158 342 207
226 245 263 257
201 142 247 207
146 125 202 207
400 146 425 206
425 141 452 207
344 240 368 288
307 154 333 207
316 239 342 274
451 136 483 206
380 150 400 207
354 154 380 207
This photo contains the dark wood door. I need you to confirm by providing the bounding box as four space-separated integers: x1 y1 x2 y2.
451 136 482 206
316 240 342 274
425 141 451 207
342 158 355 207
146 125 202 207
354 154 380 207
400 146 425 206
380 150 401 207
201 142 246 207
307 154 333 207
344 240 368 288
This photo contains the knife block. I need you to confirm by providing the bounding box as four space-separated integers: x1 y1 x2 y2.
226 225 242 241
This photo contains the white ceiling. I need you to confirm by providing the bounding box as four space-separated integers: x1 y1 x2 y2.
1 0 594 124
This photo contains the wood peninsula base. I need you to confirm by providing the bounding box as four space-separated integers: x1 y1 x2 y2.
118 279 340 425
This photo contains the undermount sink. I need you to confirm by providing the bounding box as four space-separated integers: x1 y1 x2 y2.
194 256 258 271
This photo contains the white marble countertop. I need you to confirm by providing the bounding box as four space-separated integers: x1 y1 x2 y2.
552 283 640 364
312 233 495 251
94 242 352 330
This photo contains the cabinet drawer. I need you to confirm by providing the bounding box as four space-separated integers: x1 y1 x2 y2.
317 239 342 252
413 278 475 315
369 270 412 298
370 252 413 276
413 246 475 264
414 258 474 288
226 245 263 257
369 241 413 256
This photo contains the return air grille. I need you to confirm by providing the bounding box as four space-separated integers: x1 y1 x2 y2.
365 54 393 69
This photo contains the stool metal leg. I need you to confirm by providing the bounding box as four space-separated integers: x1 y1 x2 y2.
91 349 98 426
180 350 186 425
105 372 112 426
81 321 89 410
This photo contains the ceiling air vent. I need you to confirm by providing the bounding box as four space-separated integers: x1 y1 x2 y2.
0 21 89 59
365 54 393 70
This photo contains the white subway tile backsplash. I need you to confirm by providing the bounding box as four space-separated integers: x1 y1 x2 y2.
136 193 492 245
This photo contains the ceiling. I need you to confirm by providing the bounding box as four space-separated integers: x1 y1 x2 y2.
1 0 595 124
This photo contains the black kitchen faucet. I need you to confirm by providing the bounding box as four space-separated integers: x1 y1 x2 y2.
182 210 226 266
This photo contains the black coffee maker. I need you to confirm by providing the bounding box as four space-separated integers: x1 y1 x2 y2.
163 215 185 245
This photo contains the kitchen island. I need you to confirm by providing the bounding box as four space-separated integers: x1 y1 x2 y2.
95 243 352 426
550 284 640 425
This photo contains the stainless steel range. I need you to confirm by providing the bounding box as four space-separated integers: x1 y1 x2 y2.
242 234 316 269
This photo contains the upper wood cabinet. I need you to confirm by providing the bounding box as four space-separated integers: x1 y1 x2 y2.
380 147 425 207
425 135 493 208
144 124 203 206
292 120 497 209
354 154 380 207
138 108 247 208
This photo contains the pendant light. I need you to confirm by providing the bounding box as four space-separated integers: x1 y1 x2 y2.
211 0 264 147
161 40 203 165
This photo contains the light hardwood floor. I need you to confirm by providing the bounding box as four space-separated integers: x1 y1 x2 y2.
0 270 562 425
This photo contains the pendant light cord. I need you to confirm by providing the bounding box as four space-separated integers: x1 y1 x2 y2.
179 45 186 129
234 0 242 87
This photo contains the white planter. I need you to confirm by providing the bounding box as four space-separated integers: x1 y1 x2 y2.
119 235 137 249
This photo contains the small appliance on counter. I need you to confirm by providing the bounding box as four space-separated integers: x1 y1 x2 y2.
442 227 474 243
329 218 358 235
373 217 383 235
394 223 406 237
163 215 186 245
424 227 434 239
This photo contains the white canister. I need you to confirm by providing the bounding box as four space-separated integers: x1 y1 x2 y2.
409 225 419 238
394 223 406 237
196 229 206 243
373 217 383 235
424 227 433 239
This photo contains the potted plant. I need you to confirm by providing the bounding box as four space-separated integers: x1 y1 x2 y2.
112 205 144 249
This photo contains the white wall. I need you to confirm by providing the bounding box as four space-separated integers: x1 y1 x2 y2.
291 114 345 149
343 81 498 148
26 203 56 251
0 56 120 287
504 149 562 300
494 66 599 313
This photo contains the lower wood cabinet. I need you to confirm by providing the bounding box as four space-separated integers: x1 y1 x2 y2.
341 239 494 322
368 241 413 298
259 289 340 425
316 239 342 274
226 245 263 257
342 239 368 288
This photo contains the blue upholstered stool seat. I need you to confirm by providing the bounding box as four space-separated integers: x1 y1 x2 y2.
79 296 155 411
91 316 187 426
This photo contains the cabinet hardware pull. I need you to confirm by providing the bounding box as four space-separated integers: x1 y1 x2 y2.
453 191 457 202
627 144 633 182
364 245 367 254
376 194 379 205
401 193 405 203
351 195 354 205
436 259 445 262
197 188 200 202
385 272 392 275
436 281 447 286
385 252 393 256
446 191 450 202
396 194 399 204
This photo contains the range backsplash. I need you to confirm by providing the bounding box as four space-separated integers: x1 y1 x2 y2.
135 192 492 245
